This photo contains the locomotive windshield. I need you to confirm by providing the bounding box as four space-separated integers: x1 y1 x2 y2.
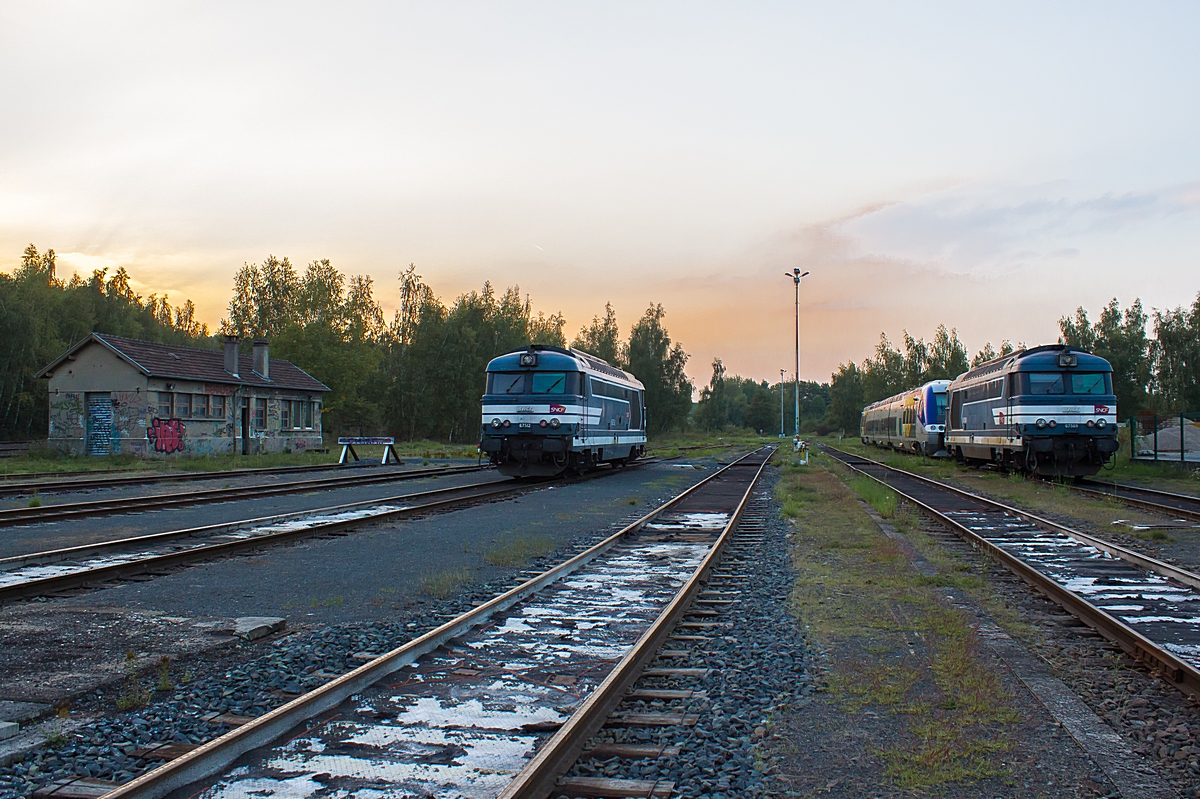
934 393 947 424
534 372 581 394
490 373 526 394
1071 373 1109 394
1023 372 1110 395
1027 373 1065 395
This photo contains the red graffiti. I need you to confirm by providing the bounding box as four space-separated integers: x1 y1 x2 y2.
148 418 186 453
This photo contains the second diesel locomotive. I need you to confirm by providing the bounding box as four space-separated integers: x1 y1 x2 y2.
480 345 647 477
860 380 950 456
944 344 1118 476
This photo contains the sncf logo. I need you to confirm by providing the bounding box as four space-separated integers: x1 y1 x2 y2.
1094 404 1110 415
549 404 566 414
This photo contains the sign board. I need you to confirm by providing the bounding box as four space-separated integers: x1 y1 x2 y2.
337 437 395 445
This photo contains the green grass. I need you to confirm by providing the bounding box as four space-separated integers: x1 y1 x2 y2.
647 430 777 459
483 534 557 566
418 567 472 598
778 461 1021 791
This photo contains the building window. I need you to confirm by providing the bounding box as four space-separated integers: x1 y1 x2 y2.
211 395 226 420
158 392 173 418
175 393 191 418
255 398 267 429
304 401 314 429
281 401 291 430
193 394 207 418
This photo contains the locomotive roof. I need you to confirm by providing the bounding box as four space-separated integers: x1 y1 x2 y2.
485 345 644 389
948 344 1112 389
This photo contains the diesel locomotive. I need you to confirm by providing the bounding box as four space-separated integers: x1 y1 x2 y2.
480 345 647 477
860 380 950 456
944 344 1118 476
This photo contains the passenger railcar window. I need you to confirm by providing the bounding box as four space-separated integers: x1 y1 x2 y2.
1071 373 1108 395
1028 373 1066 394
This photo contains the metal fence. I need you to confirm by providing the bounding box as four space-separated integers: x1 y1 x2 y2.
1131 412 1200 464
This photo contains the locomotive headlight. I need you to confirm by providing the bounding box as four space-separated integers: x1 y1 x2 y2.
549 418 560 428
1097 418 1107 429
502 419 511 428
539 419 548 427
1035 418 1046 429
1086 419 1095 428
491 418 502 428
1048 419 1057 428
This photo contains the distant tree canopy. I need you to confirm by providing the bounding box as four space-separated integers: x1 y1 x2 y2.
0 245 211 440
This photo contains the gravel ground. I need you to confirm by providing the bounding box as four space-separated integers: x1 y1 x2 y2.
562 477 812 798
0 459 716 799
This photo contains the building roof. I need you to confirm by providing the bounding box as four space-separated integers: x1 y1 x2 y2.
36 333 331 393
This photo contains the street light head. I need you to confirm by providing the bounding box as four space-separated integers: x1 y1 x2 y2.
800 271 810 278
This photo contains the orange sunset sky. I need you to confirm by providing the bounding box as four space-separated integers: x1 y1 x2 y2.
3 3 1198 387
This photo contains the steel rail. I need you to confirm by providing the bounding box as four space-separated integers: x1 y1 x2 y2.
0 460 389 497
1 460 661 601
96 450 765 799
499 448 775 799
0 478 520 603
1070 477 1200 523
0 463 485 526
822 444 1200 698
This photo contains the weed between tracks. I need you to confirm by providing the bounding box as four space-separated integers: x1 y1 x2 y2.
483 533 556 566
776 454 1022 791
418 567 472 598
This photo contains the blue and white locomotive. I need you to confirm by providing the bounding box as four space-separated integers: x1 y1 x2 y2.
944 344 1118 476
480 345 647 477
860 380 950 456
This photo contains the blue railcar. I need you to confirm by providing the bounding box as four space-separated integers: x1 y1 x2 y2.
860 380 950 456
480 345 647 477
944 344 1118 476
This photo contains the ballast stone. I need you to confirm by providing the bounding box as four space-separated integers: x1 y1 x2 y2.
234 617 287 641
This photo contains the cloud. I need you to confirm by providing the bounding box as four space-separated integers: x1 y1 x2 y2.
837 181 1200 278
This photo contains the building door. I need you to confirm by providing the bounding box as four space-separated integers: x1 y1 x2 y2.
86 393 113 456
241 405 250 455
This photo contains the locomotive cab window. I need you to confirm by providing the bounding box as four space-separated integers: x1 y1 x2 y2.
934 393 947 424
489 373 526 394
1071 373 1109 395
1027 373 1065 395
530 372 580 394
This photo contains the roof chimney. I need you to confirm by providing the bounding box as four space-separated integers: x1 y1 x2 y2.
224 335 239 378
253 339 270 380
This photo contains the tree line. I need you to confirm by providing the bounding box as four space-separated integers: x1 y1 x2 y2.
0 245 210 440
0 245 696 441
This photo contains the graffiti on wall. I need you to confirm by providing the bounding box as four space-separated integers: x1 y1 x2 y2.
147 418 186 454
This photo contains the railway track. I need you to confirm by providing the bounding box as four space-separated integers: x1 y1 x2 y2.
821 444 1200 699
86 447 774 799
0 463 486 527
0 459 664 604
0 460 396 498
1071 476 1200 523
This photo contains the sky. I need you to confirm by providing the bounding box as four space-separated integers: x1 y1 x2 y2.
2 2 1198 387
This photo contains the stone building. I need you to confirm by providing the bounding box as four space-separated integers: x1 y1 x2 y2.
36 334 330 457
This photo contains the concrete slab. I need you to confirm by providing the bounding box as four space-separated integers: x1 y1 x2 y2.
233 617 286 640
0 700 51 724
0 721 16 741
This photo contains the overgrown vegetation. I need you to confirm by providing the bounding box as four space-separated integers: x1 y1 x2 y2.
115 651 151 711
778 457 1023 790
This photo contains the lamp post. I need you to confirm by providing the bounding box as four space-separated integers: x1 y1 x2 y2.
784 268 809 436
780 369 786 437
